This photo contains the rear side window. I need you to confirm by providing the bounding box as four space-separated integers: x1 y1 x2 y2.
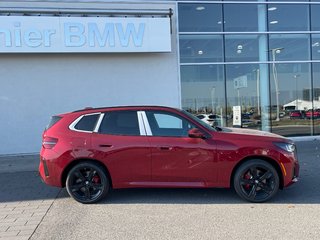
46 116 62 130
99 111 140 136
75 114 99 131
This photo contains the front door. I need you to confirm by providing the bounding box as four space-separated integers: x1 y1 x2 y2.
144 110 217 187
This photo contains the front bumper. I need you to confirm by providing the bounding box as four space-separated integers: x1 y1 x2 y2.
285 160 300 187
292 161 300 182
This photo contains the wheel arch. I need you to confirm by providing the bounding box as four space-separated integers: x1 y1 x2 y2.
61 158 113 188
230 156 284 189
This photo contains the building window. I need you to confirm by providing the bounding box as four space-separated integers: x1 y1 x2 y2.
180 35 223 63
267 4 309 31
224 4 259 32
178 4 222 32
311 4 320 31
312 34 320 60
225 64 265 130
181 65 225 117
225 35 261 62
312 63 320 135
269 63 312 136
268 34 310 61
178 1 318 136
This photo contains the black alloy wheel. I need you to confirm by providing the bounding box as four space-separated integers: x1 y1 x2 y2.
233 160 279 203
66 162 109 204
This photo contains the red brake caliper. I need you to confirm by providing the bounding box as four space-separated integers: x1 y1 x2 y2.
92 175 100 184
244 172 251 189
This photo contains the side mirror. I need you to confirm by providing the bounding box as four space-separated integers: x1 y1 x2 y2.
188 128 206 139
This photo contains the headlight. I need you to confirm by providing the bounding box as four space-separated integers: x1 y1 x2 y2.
274 142 295 153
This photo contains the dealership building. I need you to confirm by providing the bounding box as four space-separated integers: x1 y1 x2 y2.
1 0 320 155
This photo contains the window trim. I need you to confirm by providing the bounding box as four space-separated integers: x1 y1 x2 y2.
137 111 147 136
138 111 153 136
94 113 105 133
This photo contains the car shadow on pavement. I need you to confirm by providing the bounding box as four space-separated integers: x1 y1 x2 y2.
1 164 318 204
0 171 60 203
97 181 318 205
54 177 317 205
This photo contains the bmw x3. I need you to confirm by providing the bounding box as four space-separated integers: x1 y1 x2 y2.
39 106 299 203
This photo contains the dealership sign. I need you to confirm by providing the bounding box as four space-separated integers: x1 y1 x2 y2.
0 16 171 53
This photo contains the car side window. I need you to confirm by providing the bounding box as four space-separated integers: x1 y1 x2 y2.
74 114 99 131
99 111 140 136
146 111 195 137
154 113 183 129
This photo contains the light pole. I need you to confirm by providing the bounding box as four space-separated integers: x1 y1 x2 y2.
211 86 216 114
269 47 284 122
253 69 261 115
293 74 300 110
237 88 241 106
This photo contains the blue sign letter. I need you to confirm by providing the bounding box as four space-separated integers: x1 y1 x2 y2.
64 23 85 47
88 23 115 47
116 23 145 47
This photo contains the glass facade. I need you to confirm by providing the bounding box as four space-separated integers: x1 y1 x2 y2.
178 1 320 137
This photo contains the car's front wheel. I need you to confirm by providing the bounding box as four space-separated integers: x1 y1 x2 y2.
66 161 109 204
233 159 279 203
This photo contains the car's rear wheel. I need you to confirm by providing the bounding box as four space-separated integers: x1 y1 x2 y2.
233 160 279 203
66 162 109 204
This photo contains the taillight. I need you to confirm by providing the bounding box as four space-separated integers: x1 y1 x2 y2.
42 137 58 149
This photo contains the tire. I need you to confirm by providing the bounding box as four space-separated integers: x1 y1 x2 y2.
233 159 279 203
66 161 109 204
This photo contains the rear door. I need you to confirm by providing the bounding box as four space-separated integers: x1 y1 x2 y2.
91 110 151 188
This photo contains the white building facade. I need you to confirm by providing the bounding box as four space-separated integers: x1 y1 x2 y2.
0 1 180 154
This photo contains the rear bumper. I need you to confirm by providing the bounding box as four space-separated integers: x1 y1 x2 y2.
39 154 63 187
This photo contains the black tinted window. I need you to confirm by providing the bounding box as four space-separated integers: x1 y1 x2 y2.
46 116 62 130
75 114 99 131
99 111 140 136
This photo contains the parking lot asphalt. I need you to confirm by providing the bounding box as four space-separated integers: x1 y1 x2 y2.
1 139 320 240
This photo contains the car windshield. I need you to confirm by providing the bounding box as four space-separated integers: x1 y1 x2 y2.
181 110 216 132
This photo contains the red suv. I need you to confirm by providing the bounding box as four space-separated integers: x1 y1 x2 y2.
39 106 299 203
305 109 320 119
289 110 305 119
